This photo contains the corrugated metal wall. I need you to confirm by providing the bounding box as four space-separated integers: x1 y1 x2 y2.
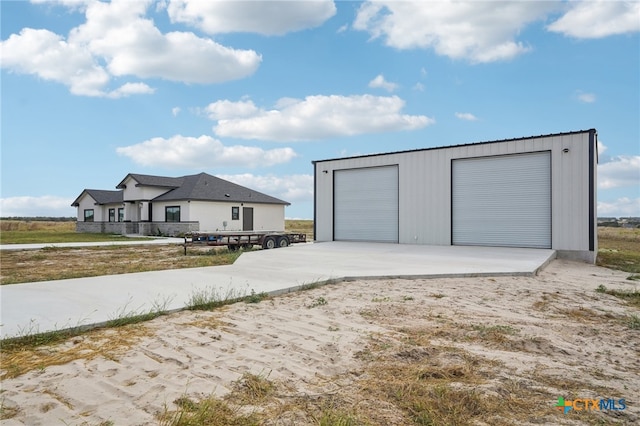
314 131 595 257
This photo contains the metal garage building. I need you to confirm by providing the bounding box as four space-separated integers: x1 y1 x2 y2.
312 129 598 263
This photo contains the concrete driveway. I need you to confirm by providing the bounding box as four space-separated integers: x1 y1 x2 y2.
0 242 556 338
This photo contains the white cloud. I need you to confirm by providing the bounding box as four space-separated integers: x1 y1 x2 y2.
455 112 478 121
0 28 110 96
598 197 640 218
219 173 313 203
166 0 336 35
115 135 297 168
0 196 76 218
211 95 434 142
69 0 261 84
548 1 640 39
205 100 260 120
353 1 555 63
576 90 596 103
107 82 156 99
0 0 261 96
368 74 398 92
172 107 181 117
598 155 640 190
413 82 425 92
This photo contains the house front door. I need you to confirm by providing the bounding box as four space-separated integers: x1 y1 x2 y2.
243 207 253 231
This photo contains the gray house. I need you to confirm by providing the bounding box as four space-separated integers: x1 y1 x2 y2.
313 129 598 263
72 172 290 236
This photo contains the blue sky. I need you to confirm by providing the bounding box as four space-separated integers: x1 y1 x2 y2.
1 0 639 220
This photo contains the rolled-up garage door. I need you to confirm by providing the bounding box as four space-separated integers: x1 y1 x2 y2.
452 152 551 248
334 165 398 242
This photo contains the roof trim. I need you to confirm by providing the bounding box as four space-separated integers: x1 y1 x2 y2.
71 189 123 206
312 129 596 164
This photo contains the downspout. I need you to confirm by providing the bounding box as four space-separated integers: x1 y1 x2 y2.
312 160 317 242
588 129 597 254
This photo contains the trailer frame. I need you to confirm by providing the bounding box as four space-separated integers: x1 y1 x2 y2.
183 231 306 254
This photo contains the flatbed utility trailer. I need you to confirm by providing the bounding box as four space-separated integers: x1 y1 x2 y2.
184 231 306 252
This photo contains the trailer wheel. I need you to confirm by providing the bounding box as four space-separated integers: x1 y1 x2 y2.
242 243 252 250
277 236 290 248
228 244 239 251
262 236 277 250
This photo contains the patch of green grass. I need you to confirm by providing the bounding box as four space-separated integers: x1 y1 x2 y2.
0 323 81 353
315 408 360 426
596 285 640 308
159 372 276 425
106 296 173 328
625 314 640 330
597 228 640 273
158 396 261 426
307 297 328 308
186 286 246 311
1 230 152 245
244 289 269 304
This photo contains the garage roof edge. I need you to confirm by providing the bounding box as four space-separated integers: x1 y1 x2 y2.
312 129 596 164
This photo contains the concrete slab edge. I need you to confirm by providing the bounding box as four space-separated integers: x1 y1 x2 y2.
1 255 557 340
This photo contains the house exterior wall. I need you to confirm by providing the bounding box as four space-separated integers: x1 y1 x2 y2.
188 201 285 232
75 194 100 222
147 200 285 233
314 131 597 262
121 177 170 201
75 196 121 223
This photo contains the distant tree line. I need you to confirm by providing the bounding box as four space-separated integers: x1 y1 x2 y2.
0 217 77 222
598 217 640 228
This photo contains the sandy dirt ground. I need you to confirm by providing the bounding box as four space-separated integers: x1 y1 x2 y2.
1 259 638 425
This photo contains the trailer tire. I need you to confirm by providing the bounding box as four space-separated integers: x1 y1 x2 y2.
277 236 290 248
262 236 277 250
228 244 239 251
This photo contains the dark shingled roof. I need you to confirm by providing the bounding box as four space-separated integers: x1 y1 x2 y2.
71 189 123 206
152 173 289 205
116 173 182 189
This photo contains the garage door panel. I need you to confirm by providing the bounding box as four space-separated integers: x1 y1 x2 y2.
452 152 551 249
334 166 398 243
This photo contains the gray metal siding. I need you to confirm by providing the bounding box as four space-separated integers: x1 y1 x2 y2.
313 131 594 259
452 152 551 248
333 166 399 242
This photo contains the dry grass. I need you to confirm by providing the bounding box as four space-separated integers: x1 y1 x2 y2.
0 324 152 380
0 220 313 284
597 227 640 274
285 219 314 240
0 245 242 285
0 220 75 232
1 222 637 425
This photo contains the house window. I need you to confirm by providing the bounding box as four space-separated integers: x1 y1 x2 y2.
118 208 124 222
232 206 239 220
84 209 94 222
165 206 180 222
109 208 115 222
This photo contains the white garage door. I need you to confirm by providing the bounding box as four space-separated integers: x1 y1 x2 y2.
334 166 398 242
452 152 551 248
